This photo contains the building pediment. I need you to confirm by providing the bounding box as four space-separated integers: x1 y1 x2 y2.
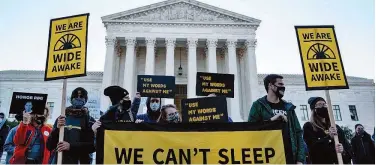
102 0 261 25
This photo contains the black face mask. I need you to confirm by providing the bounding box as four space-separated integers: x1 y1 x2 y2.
273 85 285 98
35 116 46 125
121 100 131 111
315 107 329 118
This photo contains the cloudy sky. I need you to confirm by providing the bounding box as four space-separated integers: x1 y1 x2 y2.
0 0 374 79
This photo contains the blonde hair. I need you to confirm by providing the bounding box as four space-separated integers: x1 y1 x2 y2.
309 109 330 132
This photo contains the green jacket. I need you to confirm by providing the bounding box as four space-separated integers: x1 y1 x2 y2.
247 96 305 163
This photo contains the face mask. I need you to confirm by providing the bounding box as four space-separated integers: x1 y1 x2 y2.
71 98 86 108
167 113 180 123
272 85 285 98
0 118 3 123
358 128 364 135
35 116 46 125
315 107 329 118
121 100 131 111
150 103 160 112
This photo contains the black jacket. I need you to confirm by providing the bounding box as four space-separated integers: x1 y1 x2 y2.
100 98 140 123
303 122 352 164
46 107 96 164
351 132 375 164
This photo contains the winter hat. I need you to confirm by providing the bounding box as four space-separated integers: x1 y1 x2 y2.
104 86 129 105
355 124 363 130
308 97 325 110
71 87 88 103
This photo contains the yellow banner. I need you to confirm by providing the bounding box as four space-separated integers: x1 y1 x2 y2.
45 13 89 81
102 130 286 164
295 26 349 90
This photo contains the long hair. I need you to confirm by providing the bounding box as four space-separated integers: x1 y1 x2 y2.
157 104 181 123
309 109 330 132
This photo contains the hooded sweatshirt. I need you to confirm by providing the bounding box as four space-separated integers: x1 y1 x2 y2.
248 96 305 164
136 97 162 123
351 131 375 164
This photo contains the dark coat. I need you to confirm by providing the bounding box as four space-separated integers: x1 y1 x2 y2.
46 107 96 164
351 132 375 164
100 98 140 123
0 121 10 152
303 122 352 164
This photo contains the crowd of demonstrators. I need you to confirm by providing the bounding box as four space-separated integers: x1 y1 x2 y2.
1 74 376 164
248 74 305 164
10 107 51 164
46 87 95 164
351 124 375 164
303 97 352 164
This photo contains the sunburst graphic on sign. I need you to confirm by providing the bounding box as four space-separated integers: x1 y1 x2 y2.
307 43 336 60
54 34 81 51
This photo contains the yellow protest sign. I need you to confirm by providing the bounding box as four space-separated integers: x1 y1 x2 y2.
295 26 349 90
96 123 286 164
44 13 89 81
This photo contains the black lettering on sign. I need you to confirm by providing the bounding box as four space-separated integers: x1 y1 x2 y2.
114 148 132 164
51 63 80 72
179 149 191 164
253 148 264 164
265 148 275 163
308 62 339 72
218 148 229 164
230 148 241 164
311 73 341 82
137 75 175 98
181 96 228 123
242 148 252 164
198 149 210 164
166 149 178 164
153 148 164 164
196 72 234 98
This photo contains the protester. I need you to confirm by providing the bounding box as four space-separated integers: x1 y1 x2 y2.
46 87 95 164
3 114 22 164
303 97 352 164
247 74 305 164
351 124 375 164
136 97 162 123
156 104 181 123
92 86 140 135
9 107 51 164
0 112 10 161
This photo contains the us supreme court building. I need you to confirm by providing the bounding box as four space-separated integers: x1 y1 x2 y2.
100 0 261 121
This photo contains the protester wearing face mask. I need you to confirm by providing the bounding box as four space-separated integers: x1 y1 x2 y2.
0 112 10 161
303 97 352 164
10 107 51 164
46 87 96 164
136 97 162 123
157 104 181 123
351 124 375 164
248 74 305 164
91 86 140 137
3 113 22 164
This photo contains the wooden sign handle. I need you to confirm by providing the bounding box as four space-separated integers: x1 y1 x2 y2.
57 79 67 164
325 90 343 165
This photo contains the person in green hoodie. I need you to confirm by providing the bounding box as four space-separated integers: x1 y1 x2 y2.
248 74 305 164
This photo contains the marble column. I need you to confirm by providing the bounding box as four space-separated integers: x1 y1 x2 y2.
187 38 198 98
100 36 116 111
145 38 156 75
165 38 176 104
206 38 218 73
226 39 242 122
245 39 259 106
123 38 137 96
